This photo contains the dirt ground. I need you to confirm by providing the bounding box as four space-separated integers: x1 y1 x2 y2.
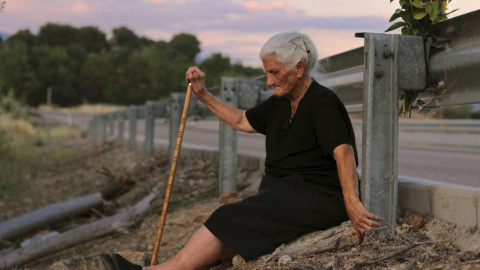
1 125 480 270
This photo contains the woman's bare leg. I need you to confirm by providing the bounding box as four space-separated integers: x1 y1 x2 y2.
145 226 235 270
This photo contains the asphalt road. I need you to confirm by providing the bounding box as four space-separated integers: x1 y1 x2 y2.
39 110 480 188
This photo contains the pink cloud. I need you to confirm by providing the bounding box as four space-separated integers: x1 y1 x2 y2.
72 1 91 14
243 1 296 14
143 0 170 4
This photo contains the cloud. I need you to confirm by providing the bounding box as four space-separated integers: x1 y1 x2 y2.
243 1 296 14
72 1 91 14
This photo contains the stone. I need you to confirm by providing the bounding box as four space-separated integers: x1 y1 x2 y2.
232 255 246 266
278 255 292 265
410 215 425 230
48 261 69 270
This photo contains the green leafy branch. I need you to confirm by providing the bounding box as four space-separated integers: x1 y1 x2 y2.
386 0 457 37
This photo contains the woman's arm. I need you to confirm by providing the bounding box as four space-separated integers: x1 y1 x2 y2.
186 66 256 133
332 143 382 237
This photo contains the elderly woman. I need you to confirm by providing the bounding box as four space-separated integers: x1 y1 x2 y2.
103 31 381 270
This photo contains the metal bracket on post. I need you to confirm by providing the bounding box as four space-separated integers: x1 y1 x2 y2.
237 78 263 109
361 33 425 237
169 93 185 163
117 110 126 145
144 101 155 157
219 77 239 195
128 106 138 152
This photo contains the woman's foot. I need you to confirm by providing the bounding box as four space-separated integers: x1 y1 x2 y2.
100 253 142 270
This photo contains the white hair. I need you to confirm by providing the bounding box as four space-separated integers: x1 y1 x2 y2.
259 31 318 74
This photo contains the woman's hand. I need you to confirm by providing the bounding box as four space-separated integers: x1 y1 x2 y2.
345 199 382 238
186 66 207 96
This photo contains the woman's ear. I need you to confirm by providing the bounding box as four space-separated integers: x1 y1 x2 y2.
296 61 306 78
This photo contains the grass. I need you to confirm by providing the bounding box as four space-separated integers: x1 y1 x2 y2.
168 190 217 212
0 130 36 201
0 123 80 202
39 104 125 114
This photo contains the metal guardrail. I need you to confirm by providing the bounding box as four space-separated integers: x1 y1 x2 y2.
316 9 480 112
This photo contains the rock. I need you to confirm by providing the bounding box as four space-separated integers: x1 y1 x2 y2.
219 192 238 204
232 255 246 266
196 159 206 170
325 260 336 270
48 261 69 270
410 215 425 230
278 255 292 265
401 223 412 234
446 256 460 263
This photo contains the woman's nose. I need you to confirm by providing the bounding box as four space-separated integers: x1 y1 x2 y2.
266 74 274 87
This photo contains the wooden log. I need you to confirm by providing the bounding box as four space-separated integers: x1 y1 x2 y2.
270 235 346 261
0 192 157 269
0 193 103 241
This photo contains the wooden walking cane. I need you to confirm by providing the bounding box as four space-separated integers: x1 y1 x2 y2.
150 82 193 266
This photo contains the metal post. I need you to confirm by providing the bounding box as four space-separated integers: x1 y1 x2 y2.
117 110 125 145
219 77 238 194
169 93 185 162
87 118 93 139
129 106 138 152
95 116 101 139
101 114 107 144
361 33 426 237
109 112 115 136
362 33 400 236
145 101 155 157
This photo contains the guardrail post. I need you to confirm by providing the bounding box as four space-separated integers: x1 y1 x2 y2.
219 77 238 194
100 114 107 144
144 101 155 157
169 93 185 162
87 117 94 139
361 33 426 237
109 112 115 136
362 33 399 237
117 110 125 145
128 106 138 152
95 116 101 139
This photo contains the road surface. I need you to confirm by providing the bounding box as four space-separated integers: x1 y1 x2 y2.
39 110 480 188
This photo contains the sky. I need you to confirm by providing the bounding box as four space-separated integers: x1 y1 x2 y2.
0 0 478 67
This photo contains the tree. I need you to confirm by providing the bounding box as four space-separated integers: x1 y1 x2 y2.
111 27 140 51
0 41 40 104
80 53 111 103
168 33 200 63
37 23 79 47
6 29 35 48
77 26 108 53
199 53 232 87
31 46 80 106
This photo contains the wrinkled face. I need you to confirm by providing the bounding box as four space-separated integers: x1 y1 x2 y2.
262 54 298 98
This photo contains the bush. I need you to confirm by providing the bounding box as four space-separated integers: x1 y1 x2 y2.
441 105 474 119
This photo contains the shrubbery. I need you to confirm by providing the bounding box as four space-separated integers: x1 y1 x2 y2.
0 23 263 107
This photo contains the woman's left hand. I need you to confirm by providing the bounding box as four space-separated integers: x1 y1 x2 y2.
345 199 382 237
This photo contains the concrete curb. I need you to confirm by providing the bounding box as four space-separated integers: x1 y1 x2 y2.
398 177 480 228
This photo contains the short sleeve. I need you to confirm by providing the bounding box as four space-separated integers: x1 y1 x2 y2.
245 97 272 135
313 101 351 155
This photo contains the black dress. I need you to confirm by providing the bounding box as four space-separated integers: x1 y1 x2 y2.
204 80 358 261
